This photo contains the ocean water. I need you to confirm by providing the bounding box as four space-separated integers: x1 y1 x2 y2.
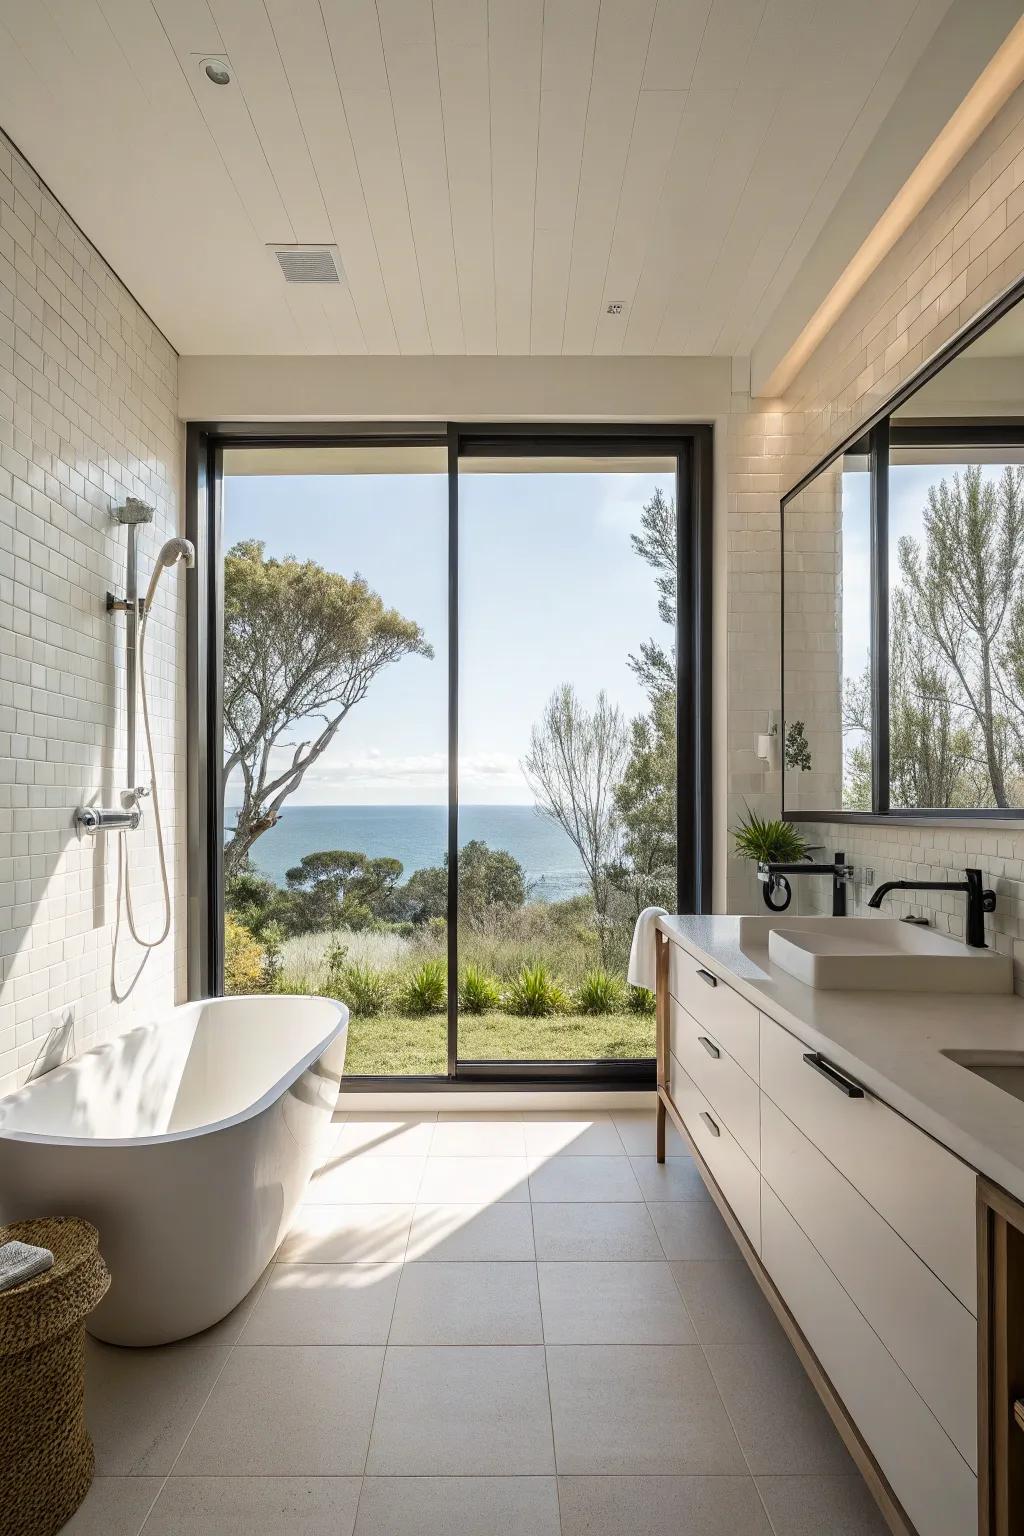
233 803 588 903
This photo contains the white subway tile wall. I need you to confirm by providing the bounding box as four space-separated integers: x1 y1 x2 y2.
0 128 184 1095
727 82 1024 986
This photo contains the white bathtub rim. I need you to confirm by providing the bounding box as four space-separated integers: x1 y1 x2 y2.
0 993 348 1149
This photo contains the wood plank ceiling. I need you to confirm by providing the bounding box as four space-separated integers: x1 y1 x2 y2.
0 0 955 355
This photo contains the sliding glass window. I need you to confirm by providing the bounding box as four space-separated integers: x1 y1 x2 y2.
219 445 449 1075
190 425 712 1082
457 450 679 1069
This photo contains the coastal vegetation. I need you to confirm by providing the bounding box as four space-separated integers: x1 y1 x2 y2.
223 486 678 1071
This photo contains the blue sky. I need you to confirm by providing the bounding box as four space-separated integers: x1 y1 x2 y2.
224 467 670 805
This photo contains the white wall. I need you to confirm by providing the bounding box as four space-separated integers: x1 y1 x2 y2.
0 129 185 1095
177 353 732 423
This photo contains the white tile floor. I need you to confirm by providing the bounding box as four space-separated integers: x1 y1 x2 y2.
68 1108 888 1535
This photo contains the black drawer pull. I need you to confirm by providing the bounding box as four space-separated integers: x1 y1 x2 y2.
696 968 718 988
802 1052 865 1099
699 1111 721 1137
698 1036 720 1059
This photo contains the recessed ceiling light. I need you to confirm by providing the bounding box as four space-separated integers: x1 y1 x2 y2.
202 58 231 86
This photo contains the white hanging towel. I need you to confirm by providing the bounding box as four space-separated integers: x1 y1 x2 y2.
627 906 668 992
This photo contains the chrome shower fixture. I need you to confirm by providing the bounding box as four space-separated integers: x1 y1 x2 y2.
114 497 155 526
156 537 196 570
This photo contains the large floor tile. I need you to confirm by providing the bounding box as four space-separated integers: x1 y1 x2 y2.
430 1116 528 1156
333 1114 437 1158
612 1109 686 1157
390 1260 542 1343
85 1339 230 1476
671 1259 781 1345
521 1112 625 1156
754 1475 890 1535
529 1155 643 1203
354 1476 560 1536
557 1475 773 1536
538 1261 695 1344
706 1337 855 1475
629 1154 709 1201
142 1478 362 1536
279 1204 413 1263
648 1200 738 1260
176 1346 384 1475
61 1478 162 1536
406 1202 536 1261
545 1344 745 1475
531 1202 664 1260
307 1155 426 1204
240 1263 401 1345
367 1346 554 1474
417 1155 531 1203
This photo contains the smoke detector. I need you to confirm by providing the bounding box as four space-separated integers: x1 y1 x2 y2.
269 245 344 285
605 300 626 316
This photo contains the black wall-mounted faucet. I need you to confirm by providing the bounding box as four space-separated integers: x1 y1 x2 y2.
758 851 855 916
867 867 996 948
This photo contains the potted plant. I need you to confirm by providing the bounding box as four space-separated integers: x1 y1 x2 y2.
731 807 809 865
731 807 810 912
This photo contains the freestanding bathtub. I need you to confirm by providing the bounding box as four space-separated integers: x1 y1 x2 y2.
0 994 347 1346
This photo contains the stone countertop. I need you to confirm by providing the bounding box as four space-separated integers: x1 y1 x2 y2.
657 912 1024 1202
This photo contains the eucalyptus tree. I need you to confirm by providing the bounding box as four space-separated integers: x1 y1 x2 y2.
222 539 432 876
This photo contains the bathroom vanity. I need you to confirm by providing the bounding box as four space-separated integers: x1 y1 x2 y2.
654 914 1024 1536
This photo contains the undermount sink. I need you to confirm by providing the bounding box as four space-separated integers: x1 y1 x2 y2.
767 917 1014 993
942 1050 1024 1103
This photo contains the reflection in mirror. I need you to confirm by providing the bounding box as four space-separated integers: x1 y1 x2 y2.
890 293 1024 812
782 448 870 812
888 446 1024 810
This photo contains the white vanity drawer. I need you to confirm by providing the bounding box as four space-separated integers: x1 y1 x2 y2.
762 1182 977 1536
670 999 759 1164
759 1013 977 1312
668 942 759 1080
668 1055 760 1252
761 1094 977 1467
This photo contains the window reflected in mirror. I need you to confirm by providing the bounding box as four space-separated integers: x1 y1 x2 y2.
782 447 870 812
889 447 1024 811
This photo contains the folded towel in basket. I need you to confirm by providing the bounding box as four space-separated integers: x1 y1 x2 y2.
0 1239 55 1292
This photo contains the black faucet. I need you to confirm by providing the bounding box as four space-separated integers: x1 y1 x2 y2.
758 851 854 916
867 867 996 948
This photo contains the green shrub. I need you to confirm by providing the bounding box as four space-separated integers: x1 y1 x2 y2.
399 959 447 1014
224 913 265 994
336 961 390 1017
505 963 567 1017
576 969 625 1015
459 964 501 1014
627 984 657 1015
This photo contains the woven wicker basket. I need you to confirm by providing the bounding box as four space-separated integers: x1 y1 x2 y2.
0 1218 111 1536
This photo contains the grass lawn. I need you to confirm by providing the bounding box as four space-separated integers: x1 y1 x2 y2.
345 1010 655 1077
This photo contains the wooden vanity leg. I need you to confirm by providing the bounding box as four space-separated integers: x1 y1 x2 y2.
655 930 668 1164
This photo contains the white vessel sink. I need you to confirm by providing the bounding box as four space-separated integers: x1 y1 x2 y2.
767 917 1014 993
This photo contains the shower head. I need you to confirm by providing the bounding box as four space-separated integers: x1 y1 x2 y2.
114 497 155 526
155 537 196 570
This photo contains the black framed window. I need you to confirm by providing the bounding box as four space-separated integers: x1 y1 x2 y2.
781 274 1024 826
186 422 713 1089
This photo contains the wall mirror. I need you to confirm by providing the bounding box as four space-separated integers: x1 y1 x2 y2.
782 283 1024 822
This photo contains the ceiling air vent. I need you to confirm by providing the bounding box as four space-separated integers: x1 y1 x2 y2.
269 245 344 285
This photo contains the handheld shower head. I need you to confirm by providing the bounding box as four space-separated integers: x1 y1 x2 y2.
156 537 196 570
